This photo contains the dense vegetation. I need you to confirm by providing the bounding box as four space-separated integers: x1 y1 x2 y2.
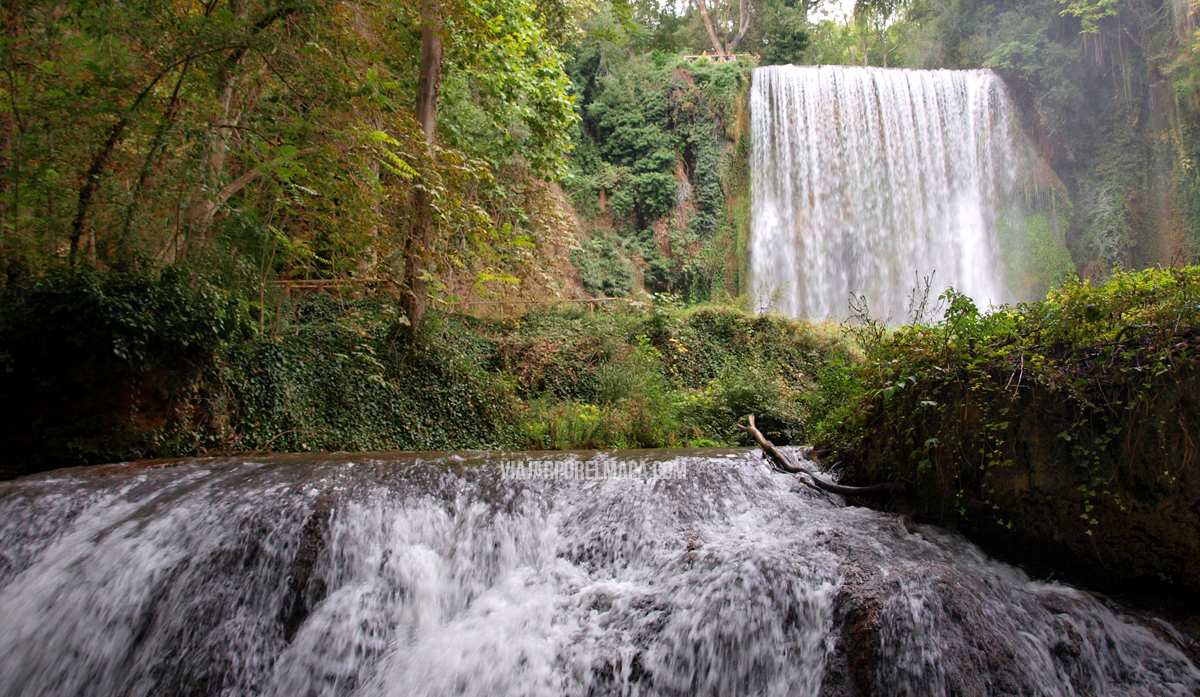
0 0 577 323
1 0 1198 624
572 0 1200 281
0 270 854 478
565 52 753 301
818 267 1200 592
4 0 1200 306
821 266 1199 500
3 0 1200 485
898 0 1200 275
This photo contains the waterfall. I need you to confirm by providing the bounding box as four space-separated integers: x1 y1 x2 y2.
750 65 1025 321
1 451 1197 697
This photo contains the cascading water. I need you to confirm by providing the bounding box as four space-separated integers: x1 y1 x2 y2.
1 451 1197 697
750 65 1026 321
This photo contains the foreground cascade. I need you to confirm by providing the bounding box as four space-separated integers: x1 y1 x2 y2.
750 65 1027 320
1 451 1197 696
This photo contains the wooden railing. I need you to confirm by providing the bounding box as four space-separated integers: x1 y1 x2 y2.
267 278 394 299
267 278 628 316
681 53 752 63
461 296 627 316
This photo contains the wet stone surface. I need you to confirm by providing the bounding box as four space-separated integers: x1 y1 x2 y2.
0 449 1196 697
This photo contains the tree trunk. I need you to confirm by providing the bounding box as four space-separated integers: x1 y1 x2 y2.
185 2 296 252
70 119 127 268
0 0 23 242
187 0 250 254
69 68 179 266
122 60 191 244
69 2 294 266
728 0 751 53
400 0 443 328
693 0 727 58
414 1 442 144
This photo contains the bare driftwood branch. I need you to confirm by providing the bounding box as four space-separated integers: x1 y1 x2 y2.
738 415 904 497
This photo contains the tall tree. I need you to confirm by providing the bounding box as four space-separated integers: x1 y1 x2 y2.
694 0 728 56
0 0 22 250
1 0 575 311
692 0 752 57
400 0 444 326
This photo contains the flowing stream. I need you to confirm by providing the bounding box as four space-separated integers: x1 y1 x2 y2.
0 450 1196 696
750 65 1027 321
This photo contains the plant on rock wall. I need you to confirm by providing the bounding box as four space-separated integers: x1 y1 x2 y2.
0 267 249 475
563 37 751 298
217 297 525 453
911 0 1193 272
820 267 1200 530
572 235 635 297
1055 0 1118 34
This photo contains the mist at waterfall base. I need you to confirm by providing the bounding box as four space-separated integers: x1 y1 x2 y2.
1 451 1197 697
750 65 1031 321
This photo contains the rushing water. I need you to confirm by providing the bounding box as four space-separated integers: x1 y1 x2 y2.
0 450 1196 697
750 65 1026 321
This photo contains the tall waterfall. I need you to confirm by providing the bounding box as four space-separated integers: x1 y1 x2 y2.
750 65 1025 321
1 451 1197 696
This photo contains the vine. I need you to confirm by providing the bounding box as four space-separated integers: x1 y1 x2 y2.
820 267 1200 532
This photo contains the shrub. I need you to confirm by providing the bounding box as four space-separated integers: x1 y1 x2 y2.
820 266 1200 526
0 267 248 476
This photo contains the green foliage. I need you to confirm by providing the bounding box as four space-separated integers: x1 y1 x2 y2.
819 267 1200 527
217 298 524 453
0 269 860 475
0 0 577 317
759 9 811 65
564 45 751 298
572 235 635 297
0 267 248 476
999 213 1076 298
905 0 1195 272
440 0 578 177
1055 0 1118 34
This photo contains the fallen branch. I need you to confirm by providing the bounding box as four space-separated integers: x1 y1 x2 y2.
738 415 904 497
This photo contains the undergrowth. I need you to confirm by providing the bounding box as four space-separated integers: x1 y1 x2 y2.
820 266 1200 527
0 271 856 477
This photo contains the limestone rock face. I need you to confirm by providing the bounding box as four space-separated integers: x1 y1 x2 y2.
843 367 1200 602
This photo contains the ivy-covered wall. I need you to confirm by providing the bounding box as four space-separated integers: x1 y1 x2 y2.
819 267 1200 596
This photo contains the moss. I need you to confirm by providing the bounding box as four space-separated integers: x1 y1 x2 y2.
0 274 857 477
822 266 1200 594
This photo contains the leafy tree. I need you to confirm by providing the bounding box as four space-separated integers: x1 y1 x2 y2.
0 0 577 326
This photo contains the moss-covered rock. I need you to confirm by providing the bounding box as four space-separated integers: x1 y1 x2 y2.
822 267 1200 597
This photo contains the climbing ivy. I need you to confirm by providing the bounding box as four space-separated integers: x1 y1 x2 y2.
0 268 860 477
819 267 1200 529
564 45 752 299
